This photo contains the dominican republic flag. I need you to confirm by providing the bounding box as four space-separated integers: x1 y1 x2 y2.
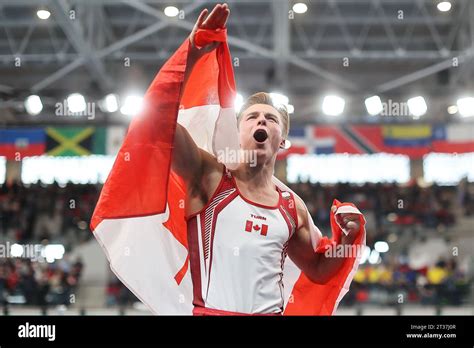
277 126 336 160
91 28 366 315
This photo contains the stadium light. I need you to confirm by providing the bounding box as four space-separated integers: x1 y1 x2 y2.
164 6 179 17
322 95 345 116
10 244 24 257
437 1 452 12
447 105 458 115
43 244 65 263
292 3 308 14
235 93 244 112
360 246 371 265
287 104 294 114
374 241 389 253
269 92 294 114
25 95 43 115
368 249 381 264
121 95 144 116
407 96 427 117
67 93 86 113
270 92 289 107
365 95 383 116
457 97 474 117
37 9 51 20
101 93 119 113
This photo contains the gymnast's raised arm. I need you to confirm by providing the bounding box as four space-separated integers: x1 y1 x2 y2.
172 4 230 188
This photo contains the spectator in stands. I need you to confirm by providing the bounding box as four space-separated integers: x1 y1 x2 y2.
0 257 83 307
0 178 470 309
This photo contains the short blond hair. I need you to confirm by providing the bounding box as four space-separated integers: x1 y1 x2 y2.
237 92 290 139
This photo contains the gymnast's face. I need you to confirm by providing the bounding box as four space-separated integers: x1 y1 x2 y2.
238 103 285 160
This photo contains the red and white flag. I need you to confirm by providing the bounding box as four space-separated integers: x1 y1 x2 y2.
91 28 366 315
245 220 269 236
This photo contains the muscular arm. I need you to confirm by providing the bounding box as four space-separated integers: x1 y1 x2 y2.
287 198 360 284
172 124 204 186
171 4 229 188
172 49 205 186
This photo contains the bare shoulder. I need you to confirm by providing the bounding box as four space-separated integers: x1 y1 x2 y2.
292 192 309 230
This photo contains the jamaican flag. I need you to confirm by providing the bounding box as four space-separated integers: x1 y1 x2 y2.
45 127 105 156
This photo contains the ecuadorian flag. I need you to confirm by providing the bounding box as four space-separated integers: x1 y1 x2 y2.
382 125 432 147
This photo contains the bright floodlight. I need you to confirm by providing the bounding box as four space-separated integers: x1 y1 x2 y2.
407 96 427 117
43 244 65 263
287 104 295 114
457 97 474 117
234 93 244 112
270 92 289 107
368 250 381 264
437 1 452 12
11 243 24 257
120 95 144 116
164 6 179 17
447 105 458 115
374 241 389 253
365 95 383 116
322 95 345 116
293 3 308 14
103 93 119 113
25 95 43 115
67 93 86 113
37 9 51 19
360 246 371 265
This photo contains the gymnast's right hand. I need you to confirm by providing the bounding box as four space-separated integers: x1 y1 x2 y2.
189 3 230 59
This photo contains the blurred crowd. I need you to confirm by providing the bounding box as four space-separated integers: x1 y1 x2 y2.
0 180 473 308
2 180 473 244
341 258 470 307
105 276 138 308
287 179 474 237
104 256 472 309
288 179 473 307
0 257 83 307
0 183 99 246
0 182 91 308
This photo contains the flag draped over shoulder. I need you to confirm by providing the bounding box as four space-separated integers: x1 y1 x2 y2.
91 28 366 315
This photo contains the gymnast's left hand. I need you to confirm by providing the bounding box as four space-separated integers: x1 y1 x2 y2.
331 205 361 245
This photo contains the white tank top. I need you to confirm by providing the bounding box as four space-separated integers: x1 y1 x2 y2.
187 167 298 314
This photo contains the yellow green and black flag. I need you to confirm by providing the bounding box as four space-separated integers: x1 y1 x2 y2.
45 127 106 156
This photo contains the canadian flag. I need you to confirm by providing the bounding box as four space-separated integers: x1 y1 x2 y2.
90 27 366 315
245 220 269 236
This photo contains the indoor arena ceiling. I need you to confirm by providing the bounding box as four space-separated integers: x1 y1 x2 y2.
0 0 473 125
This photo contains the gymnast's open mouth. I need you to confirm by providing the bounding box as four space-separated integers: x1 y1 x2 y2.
253 129 268 143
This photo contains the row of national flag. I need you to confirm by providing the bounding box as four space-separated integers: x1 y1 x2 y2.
0 127 126 159
2 124 473 160
278 124 474 159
